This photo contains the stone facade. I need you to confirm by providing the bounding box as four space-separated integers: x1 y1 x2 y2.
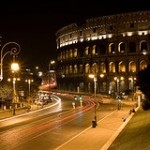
56 11 150 95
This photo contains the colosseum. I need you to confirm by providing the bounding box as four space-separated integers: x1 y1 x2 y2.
56 10 150 96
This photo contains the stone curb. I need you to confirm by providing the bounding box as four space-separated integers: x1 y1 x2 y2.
100 106 140 150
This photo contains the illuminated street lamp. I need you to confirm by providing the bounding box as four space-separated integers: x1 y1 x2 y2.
129 76 137 92
48 60 55 90
89 74 97 97
114 76 124 94
25 78 34 100
100 73 105 93
89 72 105 127
88 73 97 127
114 76 124 110
0 42 21 81
25 78 33 110
49 60 55 71
11 62 20 115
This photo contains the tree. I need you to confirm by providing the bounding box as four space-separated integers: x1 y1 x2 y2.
0 84 12 99
136 64 150 110
0 84 12 108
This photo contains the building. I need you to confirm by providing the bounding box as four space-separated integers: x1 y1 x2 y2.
55 10 150 95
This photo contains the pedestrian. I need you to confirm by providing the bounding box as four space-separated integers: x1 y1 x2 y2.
132 108 135 113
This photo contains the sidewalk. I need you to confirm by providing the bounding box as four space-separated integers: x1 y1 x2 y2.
0 102 55 120
55 101 139 150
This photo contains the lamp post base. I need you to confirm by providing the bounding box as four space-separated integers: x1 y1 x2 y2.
13 108 16 115
92 120 97 128
12 103 16 115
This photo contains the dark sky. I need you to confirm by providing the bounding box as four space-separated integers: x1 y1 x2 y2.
0 1 149 71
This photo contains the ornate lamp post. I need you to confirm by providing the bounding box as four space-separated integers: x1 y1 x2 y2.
0 42 21 115
0 42 21 81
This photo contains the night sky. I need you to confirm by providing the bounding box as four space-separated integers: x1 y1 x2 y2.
0 1 149 71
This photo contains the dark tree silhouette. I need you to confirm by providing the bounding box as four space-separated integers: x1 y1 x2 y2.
136 64 150 110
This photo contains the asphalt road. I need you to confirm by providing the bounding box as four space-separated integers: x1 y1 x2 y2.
0 93 135 150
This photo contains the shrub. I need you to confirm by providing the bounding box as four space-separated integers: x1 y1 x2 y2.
142 99 150 110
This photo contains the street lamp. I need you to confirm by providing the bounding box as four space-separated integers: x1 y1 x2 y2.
129 76 137 92
88 73 97 127
49 60 55 71
48 60 55 90
25 78 33 111
114 76 124 110
88 73 105 127
89 74 97 98
114 76 124 94
11 62 20 115
0 42 21 81
25 78 34 100
100 73 105 92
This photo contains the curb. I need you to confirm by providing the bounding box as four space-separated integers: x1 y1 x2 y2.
100 106 140 150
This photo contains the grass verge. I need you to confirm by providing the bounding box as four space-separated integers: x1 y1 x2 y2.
108 107 150 150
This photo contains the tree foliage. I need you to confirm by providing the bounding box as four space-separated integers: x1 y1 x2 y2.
136 64 150 110
0 84 12 100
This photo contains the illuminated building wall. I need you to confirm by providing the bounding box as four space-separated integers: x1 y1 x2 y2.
56 11 150 94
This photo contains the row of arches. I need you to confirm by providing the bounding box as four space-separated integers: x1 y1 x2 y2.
58 40 149 60
59 60 148 75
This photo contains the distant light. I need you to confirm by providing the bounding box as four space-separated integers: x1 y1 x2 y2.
35 66 39 70
91 36 97 40
7 78 11 82
107 34 112 38
49 70 55 73
38 71 43 77
138 31 148 36
142 49 148 55
88 74 94 78
26 68 31 72
80 38 84 42
61 74 65 78
100 74 104 78
127 32 133 36
50 60 55 64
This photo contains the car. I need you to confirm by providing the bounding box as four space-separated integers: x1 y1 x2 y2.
35 100 44 105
